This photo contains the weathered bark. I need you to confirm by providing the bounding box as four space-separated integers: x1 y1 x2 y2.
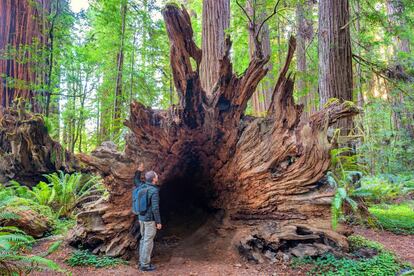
0 0 52 112
1 208 54 238
0 105 79 185
69 5 358 259
199 0 230 96
318 0 353 133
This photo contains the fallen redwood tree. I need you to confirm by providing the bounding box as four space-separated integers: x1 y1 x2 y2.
0 106 79 185
69 5 359 260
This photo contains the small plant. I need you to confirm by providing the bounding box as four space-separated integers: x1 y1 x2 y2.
327 147 368 229
44 171 105 217
291 235 412 276
65 250 127 268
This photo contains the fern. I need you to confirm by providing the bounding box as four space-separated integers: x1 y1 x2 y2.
44 171 104 217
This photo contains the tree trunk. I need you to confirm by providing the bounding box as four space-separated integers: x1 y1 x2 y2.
69 5 358 260
386 0 414 138
199 0 230 96
113 0 127 141
318 0 353 134
0 106 79 185
296 0 316 117
0 0 52 112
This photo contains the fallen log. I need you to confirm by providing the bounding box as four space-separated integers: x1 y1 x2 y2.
69 5 359 259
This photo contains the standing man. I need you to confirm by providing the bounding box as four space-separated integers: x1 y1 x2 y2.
134 163 162 272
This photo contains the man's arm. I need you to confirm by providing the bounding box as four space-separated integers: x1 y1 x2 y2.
150 190 162 226
134 162 145 186
134 171 143 186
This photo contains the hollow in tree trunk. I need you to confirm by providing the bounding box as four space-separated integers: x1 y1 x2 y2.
69 5 358 260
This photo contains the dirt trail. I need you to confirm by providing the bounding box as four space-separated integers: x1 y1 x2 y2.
30 220 304 276
353 226 414 265
30 225 414 275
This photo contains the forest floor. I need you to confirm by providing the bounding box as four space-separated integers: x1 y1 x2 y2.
29 225 413 276
353 226 414 265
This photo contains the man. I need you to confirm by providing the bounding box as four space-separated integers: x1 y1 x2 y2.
134 163 162 272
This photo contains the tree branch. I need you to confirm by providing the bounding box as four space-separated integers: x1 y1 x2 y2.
255 0 281 45
236 0 253 25
162 4 202 105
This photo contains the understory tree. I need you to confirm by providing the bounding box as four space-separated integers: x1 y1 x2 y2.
69 5 358 259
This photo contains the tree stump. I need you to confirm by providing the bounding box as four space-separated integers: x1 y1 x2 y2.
0 107 79 185
69 5 359 259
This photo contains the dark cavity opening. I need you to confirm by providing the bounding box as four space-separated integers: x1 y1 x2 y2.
158 155 217 241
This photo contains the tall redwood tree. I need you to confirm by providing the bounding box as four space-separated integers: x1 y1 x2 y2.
318 0 353 132
0 0 52 112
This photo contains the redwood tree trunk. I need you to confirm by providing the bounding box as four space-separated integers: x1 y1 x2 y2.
386 0 413 137
0 0 52 112
113 0 127 141
318 0 353 133
296 0 316 117
199 0 230 96
70 5 358 259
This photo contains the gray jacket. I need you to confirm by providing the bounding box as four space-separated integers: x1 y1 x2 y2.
134 171 161 224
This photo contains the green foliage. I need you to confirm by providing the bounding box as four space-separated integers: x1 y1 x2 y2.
348 235 385 252
291 235 411 276
369 201 414 234
41 240 64 257
0 226 62 275
44 171 104 218
51 218 77 236
65 250 127 268
328 148 364 229
356 174 414 202
0 183 56 226
357 99 414 175
0 226 34 251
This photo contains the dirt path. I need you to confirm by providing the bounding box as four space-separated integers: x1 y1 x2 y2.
30 225 414 275
30 238 303 276
353 226 414 265
30 218 305 276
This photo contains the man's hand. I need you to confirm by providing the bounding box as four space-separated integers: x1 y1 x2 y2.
156 224 162 230
138 162 144 171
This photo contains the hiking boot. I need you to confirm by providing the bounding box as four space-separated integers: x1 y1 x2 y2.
140 264 156 271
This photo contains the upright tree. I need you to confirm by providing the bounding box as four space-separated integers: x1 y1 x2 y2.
318 0 353 133
296 0 316 116
0 0 52 111
199 0 230 95
113 0 128 141
386 0 413 137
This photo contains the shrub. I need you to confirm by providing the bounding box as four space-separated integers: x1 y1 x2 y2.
44 171 105 218
369 201 414 234
65 250 127 268
291 235 411 276
355 174 414 202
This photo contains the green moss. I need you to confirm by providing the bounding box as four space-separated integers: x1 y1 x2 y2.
369 201 414 234
323 98 340 108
